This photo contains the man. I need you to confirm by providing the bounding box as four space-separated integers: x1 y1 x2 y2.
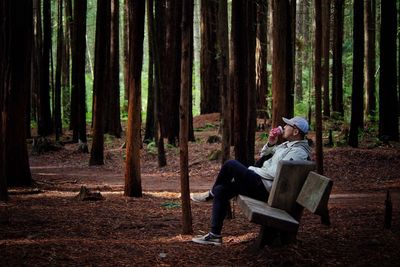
191 116 312 245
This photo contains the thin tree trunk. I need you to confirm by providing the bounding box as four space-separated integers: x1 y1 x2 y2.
180 0 193 235
364 0 376 121
332 0 344 115
55 0 64 141
348 0 364 147
322 0 330 117
144 0 155 143
124 0 145 197
379 0 399 141
256 0 268 118
217 0 230 164
89 0 110 165
314 0 323 174
39 0 53 136
62 0 72 126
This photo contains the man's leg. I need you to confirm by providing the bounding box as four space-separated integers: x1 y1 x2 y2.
210 160 268 235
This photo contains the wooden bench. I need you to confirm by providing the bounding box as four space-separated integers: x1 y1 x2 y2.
237 160 333 248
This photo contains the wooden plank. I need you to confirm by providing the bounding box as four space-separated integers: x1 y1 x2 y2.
267 160 316 217
238 195 299 232
297 171 333 214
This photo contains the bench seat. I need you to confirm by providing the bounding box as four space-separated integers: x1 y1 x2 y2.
238 195 299 232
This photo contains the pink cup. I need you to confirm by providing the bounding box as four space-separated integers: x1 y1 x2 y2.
270 126 283 137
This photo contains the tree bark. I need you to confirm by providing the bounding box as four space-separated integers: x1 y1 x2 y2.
55 0 64 141
89 0 110 165
322 0 330 117
256 0 268 119
348 0 364 148
72 0 88 148
364 0 376 121
39 0 53 136
105 0 122 138
180 0 193 235
217 0 230 164
124 0 145 197
272 0 294 128
2 0 33 187
314 0 323 174
332 0 344 115
200 0 220 114
379 0 399 141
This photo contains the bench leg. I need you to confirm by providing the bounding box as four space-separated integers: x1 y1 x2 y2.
255 226 278 249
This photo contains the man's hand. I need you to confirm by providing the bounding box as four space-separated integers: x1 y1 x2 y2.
268 126 283 146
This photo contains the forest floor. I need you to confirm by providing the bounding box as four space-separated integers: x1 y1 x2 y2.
1 113 400 266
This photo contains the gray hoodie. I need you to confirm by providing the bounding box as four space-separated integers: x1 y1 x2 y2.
248 140 312 191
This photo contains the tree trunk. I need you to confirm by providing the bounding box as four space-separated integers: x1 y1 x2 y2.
332 0 344 115
217 0 230 164
89 0 110 165
379 0 399 141
364 0 376 121
39 0 53 136
314 0 323 174
105 0 122 138
62 0 72 127
154 0 167 167
124 0 145 197
322 0 331 117
232 0 249 165
180 0 193 235
72 0 88 147
256 0 268 119
55 0 64 141
31 0 42 126
2 0 33 187
123 0 129 112
144 0 155 143
246 0 257 166
200 0 220 114
163 0 182 145
348 0 364 148
272 0 293 128
294 0 304 102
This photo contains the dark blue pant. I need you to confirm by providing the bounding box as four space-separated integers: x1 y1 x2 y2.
210 159 268 235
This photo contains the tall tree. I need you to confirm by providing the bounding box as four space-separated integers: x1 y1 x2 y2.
62 0 73 126
200 0 220 114
153 0 167 167
38 0 53 136
364 0 376 121
104 0 122 138
162 0 182 145
332 0 344 115
89 0 110 165
144 0 155 143
124 0 145 197
246 0 257 165
1 0 33 187
272 0 294 127
217 0 230 164
232 0 249 165
379 0 398 141
255 0 268 119
54 0 64 141
180 0 193 235
314 0 323 174
322 0 331 117
348 0 364 148
71 0 88 151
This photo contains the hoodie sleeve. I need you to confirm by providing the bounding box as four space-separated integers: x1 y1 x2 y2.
260 143 276 157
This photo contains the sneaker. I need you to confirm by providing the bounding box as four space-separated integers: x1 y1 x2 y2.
192 232 222 246
190 191 213 202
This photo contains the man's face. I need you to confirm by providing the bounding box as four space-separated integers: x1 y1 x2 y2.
283 124 299 141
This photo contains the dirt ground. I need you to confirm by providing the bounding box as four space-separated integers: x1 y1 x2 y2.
1 113 400 266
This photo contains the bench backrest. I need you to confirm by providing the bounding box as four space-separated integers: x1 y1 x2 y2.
268 160 316 217
296 171 333 215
